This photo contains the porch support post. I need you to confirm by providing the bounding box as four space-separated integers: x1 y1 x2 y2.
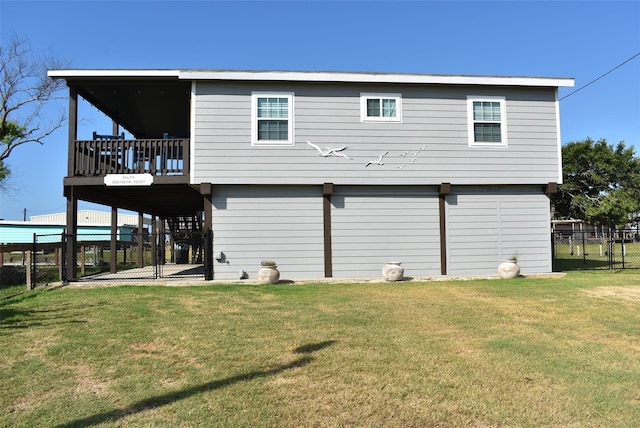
201 183 213 280
158 218 165 265
151 215 157 267
67 87 77 176
64 185 78 282
111 207 117 274
323 183 334 278
137 212 144 267
63 87 79 283
439 183 451 276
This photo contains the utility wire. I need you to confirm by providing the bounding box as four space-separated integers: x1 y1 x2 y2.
560 51 640 101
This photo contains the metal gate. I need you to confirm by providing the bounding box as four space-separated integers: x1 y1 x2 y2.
552 228 640 271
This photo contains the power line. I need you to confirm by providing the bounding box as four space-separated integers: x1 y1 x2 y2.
24 204 67 215
560 51 640 101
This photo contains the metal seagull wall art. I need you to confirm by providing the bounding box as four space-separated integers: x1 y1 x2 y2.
306 140 352 160
365 151 388 167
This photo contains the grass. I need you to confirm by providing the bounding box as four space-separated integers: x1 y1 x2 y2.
2 272 640 427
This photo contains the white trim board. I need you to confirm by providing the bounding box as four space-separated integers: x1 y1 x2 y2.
49 69 575 88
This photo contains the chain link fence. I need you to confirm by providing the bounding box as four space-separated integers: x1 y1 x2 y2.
1 234 61 290
0 231 212 288
60 232 156 282
552 228 640 271
60 231 210 282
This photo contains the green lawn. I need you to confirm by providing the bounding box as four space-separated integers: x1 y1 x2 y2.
2 272 640 427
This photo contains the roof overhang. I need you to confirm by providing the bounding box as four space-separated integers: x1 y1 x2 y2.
48 69 575 88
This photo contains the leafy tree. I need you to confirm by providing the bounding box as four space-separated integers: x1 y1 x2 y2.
0 34 68 187
552 137 640 227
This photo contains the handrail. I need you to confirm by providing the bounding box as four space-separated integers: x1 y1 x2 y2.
73 138 189 176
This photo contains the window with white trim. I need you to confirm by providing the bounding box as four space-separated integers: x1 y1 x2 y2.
360 93 402 122
467 96 507 147
251 92 294 145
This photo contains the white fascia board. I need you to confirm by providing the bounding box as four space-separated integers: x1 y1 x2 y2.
47 69 181 79
47 69 575 88
178 70 575 88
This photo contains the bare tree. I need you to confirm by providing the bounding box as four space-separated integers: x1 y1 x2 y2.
0 34 69 184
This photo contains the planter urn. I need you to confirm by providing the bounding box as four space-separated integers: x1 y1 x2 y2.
382 261 404 281
258 265 280 284
498 260 520 279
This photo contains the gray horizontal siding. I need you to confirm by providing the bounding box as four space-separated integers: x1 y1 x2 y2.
207 183 551 279
211 185 324 279
331 186 440 277
446 186 551 275
193 81 561 186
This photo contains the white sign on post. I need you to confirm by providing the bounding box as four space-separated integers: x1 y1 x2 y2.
104 174 154 186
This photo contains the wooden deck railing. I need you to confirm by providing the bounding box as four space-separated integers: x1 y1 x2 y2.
73 139 189 176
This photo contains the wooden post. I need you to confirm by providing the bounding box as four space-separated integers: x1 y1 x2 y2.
151 215 157 267
323 183 334 278
201 183 213 280
67 87 78 176
64 185 78 282
80 245 86 275
158 218 165 265
110 206 117 274
26 250 33 290
57 245 63 282
137 212 144 267
439 183 451 276
64 87 79 283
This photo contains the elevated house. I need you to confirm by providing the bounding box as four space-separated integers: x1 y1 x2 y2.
48 69 574 280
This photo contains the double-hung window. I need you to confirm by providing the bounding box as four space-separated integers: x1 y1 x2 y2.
360 93 402 122
467 96 507 147
251 92 294 145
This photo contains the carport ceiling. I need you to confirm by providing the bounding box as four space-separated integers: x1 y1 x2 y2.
72 184 204 218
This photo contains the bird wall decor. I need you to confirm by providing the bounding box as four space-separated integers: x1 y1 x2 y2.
365 152 388 167
306 140 352 159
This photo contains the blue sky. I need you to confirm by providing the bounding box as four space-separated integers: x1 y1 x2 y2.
0 0 639 221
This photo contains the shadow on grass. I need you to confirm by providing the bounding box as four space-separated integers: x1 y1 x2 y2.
54 340 337 428
553 257 612 271
0 295 107 334
293 340 337 354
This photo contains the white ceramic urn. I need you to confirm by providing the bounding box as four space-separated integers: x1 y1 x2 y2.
382 261 404 281
258 266 280 284
498 260 520 279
